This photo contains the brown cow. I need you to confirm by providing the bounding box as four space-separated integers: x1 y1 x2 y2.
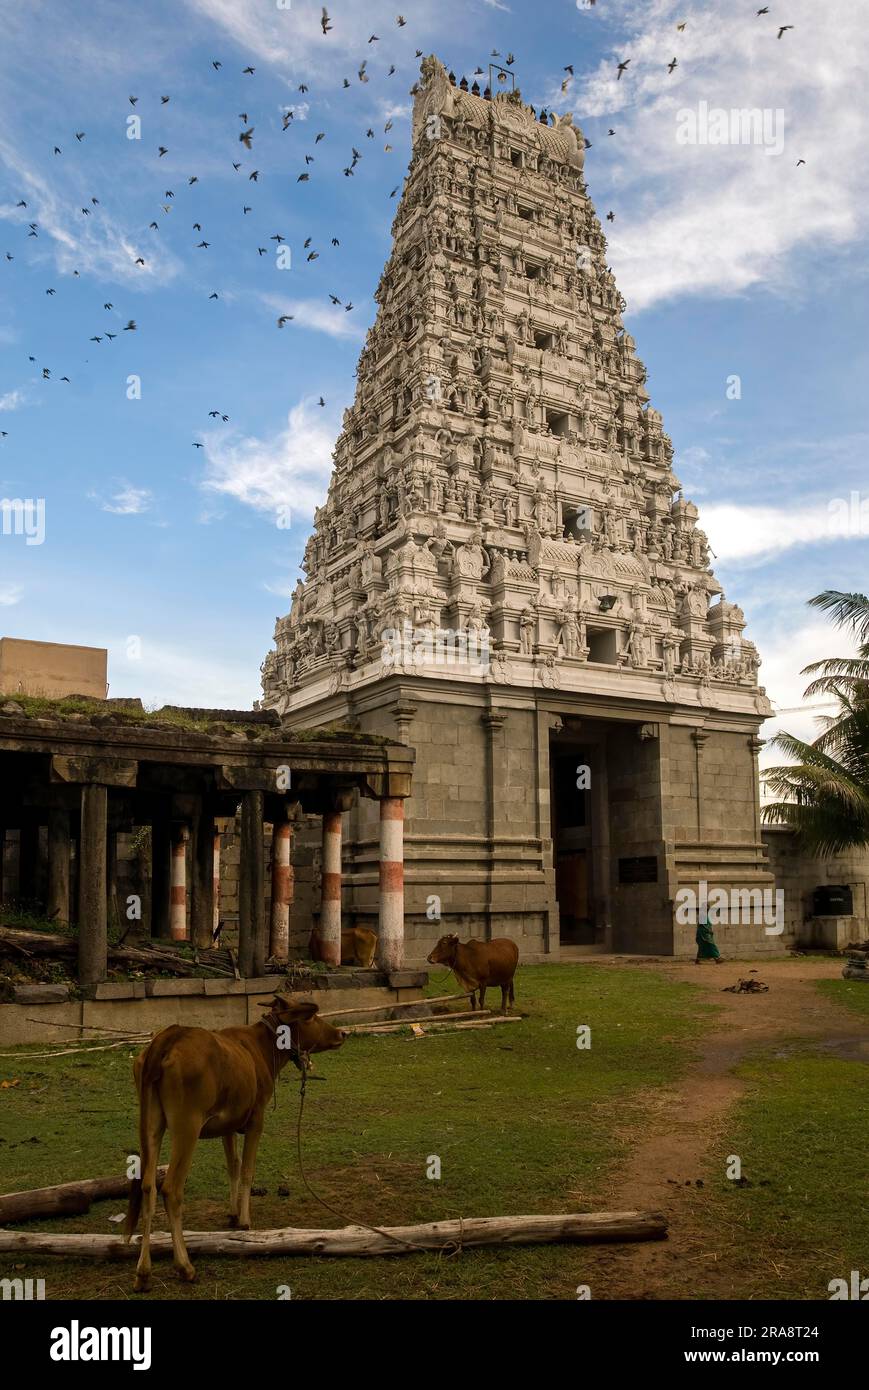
309 924 378 968
427 934 519 1012
124 994 347 1290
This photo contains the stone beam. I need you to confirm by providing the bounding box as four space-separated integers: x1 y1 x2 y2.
51 756 138 788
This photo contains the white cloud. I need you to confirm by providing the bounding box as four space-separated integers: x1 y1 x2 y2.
703 496 869 563
109 637 258 708
0 138 182 287
0 389 26 412
0 582 22 606
200 397 336 520
757 617 859 776
564 0 869 311
93 484 154 515
184 0 449 80
261 294 366 340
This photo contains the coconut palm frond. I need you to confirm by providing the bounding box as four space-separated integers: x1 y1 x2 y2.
762 759 869 812
807 590 869 642
761 797 869 856
801 656 869 683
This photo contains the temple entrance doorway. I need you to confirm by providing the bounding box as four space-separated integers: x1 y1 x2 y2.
550 742 595 944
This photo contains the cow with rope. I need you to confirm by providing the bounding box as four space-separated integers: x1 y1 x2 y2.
124 993 347 1291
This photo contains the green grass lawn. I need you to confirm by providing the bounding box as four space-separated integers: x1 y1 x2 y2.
697 1048 869 1301
0 964 711 1301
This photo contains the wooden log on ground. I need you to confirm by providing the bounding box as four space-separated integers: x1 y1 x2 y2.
346 1014 523 1036
0 1210 666 1258
318 991 474 1019
0 1168 167 1225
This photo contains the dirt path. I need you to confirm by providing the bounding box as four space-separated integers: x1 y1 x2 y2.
573 957 869 1299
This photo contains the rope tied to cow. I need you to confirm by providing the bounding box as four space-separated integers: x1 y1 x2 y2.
293 1065 462 1259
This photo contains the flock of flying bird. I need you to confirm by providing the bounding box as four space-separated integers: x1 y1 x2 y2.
0 6 803 449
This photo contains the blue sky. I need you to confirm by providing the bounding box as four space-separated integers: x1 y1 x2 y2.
1 0 867 757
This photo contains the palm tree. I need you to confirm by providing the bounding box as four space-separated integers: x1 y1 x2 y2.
761 590 869 854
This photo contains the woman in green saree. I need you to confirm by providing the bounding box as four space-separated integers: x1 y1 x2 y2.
695 913 723 964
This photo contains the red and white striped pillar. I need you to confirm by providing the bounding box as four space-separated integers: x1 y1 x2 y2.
319 810 342 965
212 827 221 939
378 797 405 972
269 818 293 962
170 824 188 941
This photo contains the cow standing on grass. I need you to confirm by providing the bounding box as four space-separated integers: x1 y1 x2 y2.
427 935 519 1012
124 994 347 1291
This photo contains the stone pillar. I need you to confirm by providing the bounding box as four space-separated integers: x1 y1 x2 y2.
47 808 71 927
106 828 119 931
78 785 107 987
319 810 343 966
692 730 709 839
170 824 188 941
378 797 405 972
481 711 507 943
151 812 171 940
191 804 215 949
19 818 40 903
269 818 293 962
213 828 221 939
238 790 265 978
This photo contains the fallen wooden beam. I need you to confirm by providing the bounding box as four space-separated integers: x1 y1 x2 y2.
347 1014 522 1036
0 1210 666 1258
0 1168 167 1225
318 991 473 1019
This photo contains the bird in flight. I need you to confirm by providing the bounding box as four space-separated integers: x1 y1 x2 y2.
277 315 293 327
242 66 255 75
617 60 630 79
318 397 325 407
321 8 332 35
124 320 137 331
778 25 793 38
668 58 678 74
606 211 615 222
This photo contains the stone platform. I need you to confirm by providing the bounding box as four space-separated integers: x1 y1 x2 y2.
0 968 427 1047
